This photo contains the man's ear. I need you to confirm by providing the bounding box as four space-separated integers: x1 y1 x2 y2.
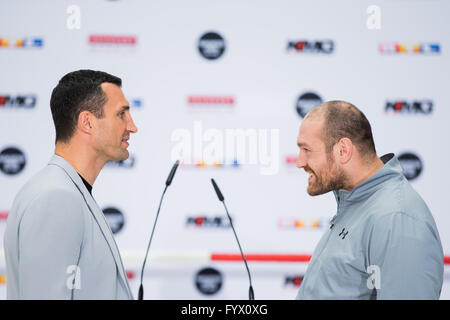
334 138 353 164
78 110 93 134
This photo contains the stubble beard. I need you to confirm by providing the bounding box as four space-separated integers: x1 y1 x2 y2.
306 156 347 196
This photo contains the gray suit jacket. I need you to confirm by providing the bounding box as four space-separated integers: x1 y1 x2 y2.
3 155 134 299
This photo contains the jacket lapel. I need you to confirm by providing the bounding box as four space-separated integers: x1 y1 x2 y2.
48 154 133 299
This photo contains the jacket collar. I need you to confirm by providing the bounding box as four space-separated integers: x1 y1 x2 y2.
333 153 405 204
48 154 133 299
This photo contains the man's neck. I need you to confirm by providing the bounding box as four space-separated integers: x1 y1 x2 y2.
346 156 384 191
55 141 105 186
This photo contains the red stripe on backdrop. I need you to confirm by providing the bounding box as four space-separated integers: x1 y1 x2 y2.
0 211 8 220
211 254 312 262
212 254 450 264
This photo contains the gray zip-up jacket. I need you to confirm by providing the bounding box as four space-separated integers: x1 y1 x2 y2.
296 153 444 300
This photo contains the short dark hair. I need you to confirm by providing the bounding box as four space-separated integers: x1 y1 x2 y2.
50 69 122 143
319 101 377 160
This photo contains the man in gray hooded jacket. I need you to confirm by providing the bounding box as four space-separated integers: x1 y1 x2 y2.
295 101 443 300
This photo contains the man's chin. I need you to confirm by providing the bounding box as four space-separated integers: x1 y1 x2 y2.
307 189 321 196
307 185 329 196
110 150 129 162
120 150 130 161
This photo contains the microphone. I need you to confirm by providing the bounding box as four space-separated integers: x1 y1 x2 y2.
138 160 179 300
166 160 179 186
210 178 255 300
211 178 224 201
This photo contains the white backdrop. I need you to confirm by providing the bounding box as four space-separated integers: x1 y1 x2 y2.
0 0 449 299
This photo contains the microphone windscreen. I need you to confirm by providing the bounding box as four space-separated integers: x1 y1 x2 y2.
211 178 225 201
165 160 179 186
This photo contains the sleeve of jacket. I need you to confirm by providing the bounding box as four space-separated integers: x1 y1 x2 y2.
18 189 85 299
368 212 444 300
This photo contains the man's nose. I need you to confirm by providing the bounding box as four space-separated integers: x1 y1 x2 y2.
128 116 138 133
296 152 306 169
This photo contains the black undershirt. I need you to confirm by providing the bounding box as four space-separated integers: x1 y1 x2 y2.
78 173 93 195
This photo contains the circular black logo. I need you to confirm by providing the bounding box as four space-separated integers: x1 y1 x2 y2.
296 92 323 118
198 32 226 60
398 153 423 181
195 267 223 295
102 207 125 234
0 147 26 175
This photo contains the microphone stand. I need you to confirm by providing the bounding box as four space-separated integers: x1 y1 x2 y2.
211 178 255 300
138 160 179 300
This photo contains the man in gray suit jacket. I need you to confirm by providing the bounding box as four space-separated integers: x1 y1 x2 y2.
4 70 138 299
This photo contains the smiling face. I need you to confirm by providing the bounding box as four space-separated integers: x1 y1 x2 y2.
296 117 346 196
91 82 138 162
